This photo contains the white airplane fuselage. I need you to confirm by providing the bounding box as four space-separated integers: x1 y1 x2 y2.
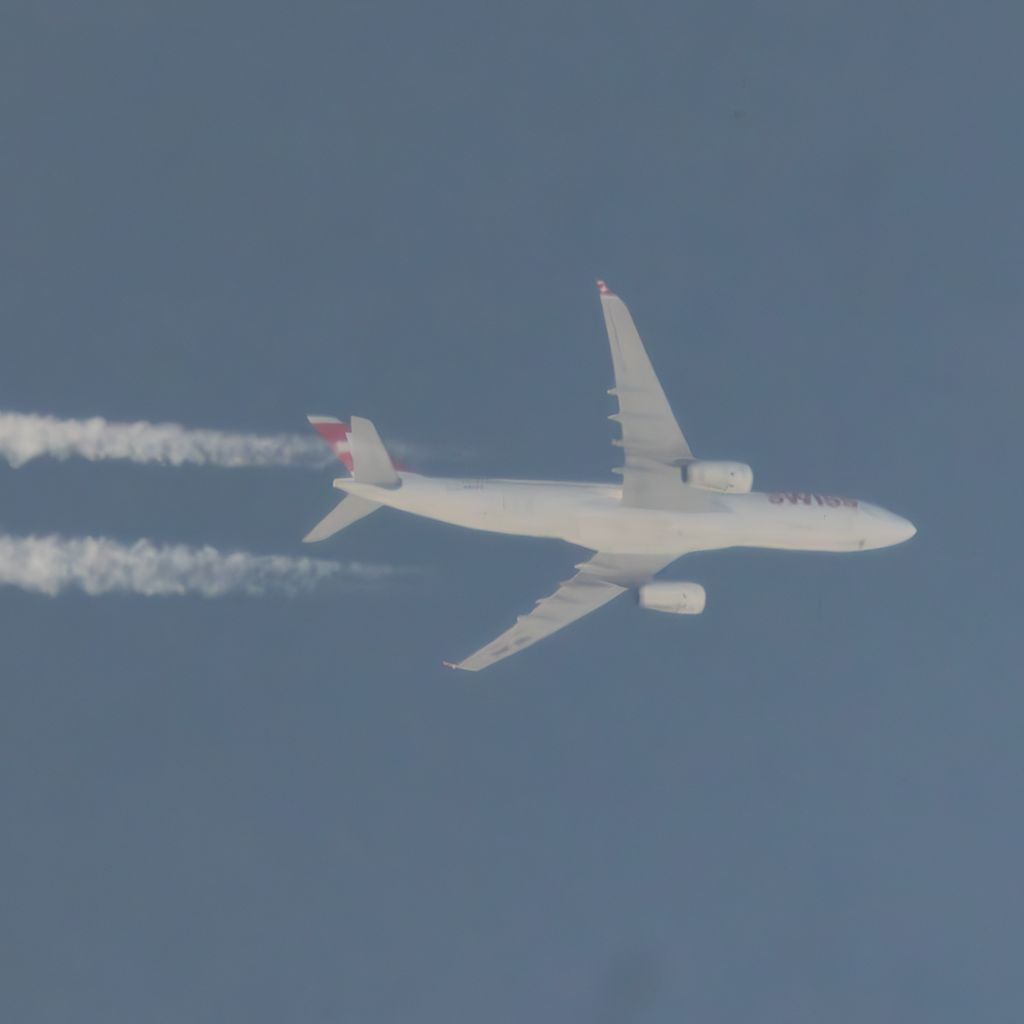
337 474 916 556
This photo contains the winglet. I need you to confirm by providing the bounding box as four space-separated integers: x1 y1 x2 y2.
442 660 461 670
596 279 615 296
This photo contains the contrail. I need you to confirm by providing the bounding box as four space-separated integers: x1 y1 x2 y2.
0 533 402 598
0 411 329 469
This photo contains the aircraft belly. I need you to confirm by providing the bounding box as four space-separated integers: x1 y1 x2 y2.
341 479 868 554
568 508 726 555
364 481 576 540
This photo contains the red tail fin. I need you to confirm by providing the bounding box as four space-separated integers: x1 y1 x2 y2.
307 415 353 471
306 415 406 472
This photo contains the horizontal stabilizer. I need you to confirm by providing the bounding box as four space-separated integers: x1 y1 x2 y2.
302 494 380 543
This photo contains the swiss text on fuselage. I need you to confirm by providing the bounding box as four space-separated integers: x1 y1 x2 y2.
768 492 858 508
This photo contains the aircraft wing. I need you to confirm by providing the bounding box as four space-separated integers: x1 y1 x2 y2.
597 280 695 509
445 551 678 672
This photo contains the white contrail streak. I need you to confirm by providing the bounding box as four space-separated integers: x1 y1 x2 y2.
0 412 329 469
0 533 401 598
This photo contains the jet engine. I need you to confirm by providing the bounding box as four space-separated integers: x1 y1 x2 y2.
685 460 753 494
637 581 706 615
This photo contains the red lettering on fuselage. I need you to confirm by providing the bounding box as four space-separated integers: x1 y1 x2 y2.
769 492 858 508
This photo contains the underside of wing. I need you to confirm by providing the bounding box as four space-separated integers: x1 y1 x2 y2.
445 552 678 672
597 281 702 510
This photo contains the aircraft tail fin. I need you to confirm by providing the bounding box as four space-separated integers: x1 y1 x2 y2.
306 414 402 487
302 493 380 543
348 416 401 487
307 415 354 471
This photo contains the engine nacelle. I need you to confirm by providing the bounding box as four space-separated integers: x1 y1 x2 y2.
685 460 753 494
637 581 706 615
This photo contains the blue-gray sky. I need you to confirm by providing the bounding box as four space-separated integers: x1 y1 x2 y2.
2 2 1022 1021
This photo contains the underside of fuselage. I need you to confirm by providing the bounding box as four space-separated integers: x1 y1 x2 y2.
334 474 910 555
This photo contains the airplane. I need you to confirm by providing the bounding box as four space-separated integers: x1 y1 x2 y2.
303 280 915 671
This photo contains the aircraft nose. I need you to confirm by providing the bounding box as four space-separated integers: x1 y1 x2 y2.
873 508 916 546
893 515 916 544
861 505 916 548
